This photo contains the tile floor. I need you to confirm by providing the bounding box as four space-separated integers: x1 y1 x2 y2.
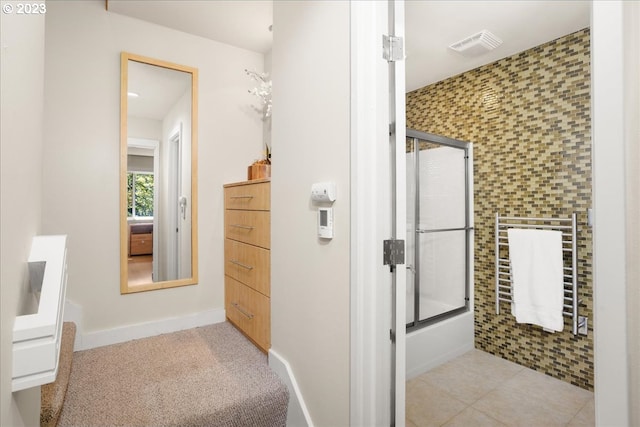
406 349 594 427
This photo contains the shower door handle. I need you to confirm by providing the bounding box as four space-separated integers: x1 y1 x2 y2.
416 226 474 234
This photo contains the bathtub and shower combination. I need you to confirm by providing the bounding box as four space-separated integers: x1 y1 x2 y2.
405 129 475 379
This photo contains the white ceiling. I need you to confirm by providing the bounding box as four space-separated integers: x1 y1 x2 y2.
108 0 590 93
405 1 590 91
127 60 191 121
107 0 273 53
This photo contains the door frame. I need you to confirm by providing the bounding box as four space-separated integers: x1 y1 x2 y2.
387 1 407 424
591 1 635 424
168 127 182 279
350 0 406 425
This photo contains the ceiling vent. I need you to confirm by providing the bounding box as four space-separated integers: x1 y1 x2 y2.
449 30 502 56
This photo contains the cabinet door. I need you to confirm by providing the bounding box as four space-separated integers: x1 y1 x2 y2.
225 276 270 351
225 210 270 249
224 182 270 211
224 239 270 296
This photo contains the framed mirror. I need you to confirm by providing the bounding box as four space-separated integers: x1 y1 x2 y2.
120 52 198 294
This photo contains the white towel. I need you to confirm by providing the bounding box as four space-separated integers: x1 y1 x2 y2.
507 228 564 332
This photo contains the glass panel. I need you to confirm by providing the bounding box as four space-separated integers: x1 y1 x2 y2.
417 230 467 321
128 173 154 218
407 137 470 328
418 145 466 230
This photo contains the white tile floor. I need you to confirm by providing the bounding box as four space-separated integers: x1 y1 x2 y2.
406 349 594 427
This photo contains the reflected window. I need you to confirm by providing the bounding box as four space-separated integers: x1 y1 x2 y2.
127 172 154 218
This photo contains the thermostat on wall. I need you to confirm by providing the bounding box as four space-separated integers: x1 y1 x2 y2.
318 207 333 239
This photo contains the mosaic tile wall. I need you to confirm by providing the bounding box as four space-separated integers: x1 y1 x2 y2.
406 29 593 390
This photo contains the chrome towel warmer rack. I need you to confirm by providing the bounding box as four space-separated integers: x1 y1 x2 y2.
495 212 587 336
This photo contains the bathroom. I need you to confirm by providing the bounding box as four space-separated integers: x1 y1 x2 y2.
402 6 593 388
402 13 594 422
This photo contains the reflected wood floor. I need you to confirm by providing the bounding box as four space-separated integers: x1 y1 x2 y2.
127 255 152 286
407 349 595 426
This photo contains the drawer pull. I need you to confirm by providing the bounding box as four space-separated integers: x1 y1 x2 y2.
230 195 254 199
231 302 254 319
231 224 255 230
230 260 254 270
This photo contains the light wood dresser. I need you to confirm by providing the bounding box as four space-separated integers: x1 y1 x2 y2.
223 178 270 352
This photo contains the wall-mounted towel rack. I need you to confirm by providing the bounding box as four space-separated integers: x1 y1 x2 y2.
495 213 587 336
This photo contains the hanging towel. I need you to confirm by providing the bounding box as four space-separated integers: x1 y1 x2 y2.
507 228 564 332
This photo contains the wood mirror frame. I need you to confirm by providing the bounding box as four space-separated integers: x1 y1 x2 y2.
120 52 198 294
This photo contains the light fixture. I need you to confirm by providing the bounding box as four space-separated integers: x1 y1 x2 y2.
449 30 502 57
127 92 139 98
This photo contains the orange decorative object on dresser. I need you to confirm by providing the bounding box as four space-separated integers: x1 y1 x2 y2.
247 160 271 180
251 163 271 180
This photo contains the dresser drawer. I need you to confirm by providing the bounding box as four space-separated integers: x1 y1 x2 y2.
225 239 270 296
225 210 270 249
225 276 270 351
224 181 270 211
130 233 152 255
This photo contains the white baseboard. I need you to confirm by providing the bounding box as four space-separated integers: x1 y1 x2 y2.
64 299 226 351
63 299 84 350
268 349 314 427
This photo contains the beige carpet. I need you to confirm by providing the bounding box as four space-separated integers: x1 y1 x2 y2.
41 322 76 427
58 322 289 427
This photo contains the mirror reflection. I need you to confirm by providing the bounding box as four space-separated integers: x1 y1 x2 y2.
120 52 198 293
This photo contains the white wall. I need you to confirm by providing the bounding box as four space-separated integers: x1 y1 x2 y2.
263 49 272 153
0 2 46 425
623 2 640 424
591 1 636 425
128 117 162 141
271 1 351 425
42 0 264 334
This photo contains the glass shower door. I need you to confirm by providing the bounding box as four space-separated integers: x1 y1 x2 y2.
407 130 472 330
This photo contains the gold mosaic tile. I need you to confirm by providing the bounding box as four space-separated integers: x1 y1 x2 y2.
406 29 593 390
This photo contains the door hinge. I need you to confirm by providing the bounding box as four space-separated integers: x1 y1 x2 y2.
383 239 405 266
382 35 404 62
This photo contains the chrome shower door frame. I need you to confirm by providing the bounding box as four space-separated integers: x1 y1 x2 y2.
406 128 473 332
